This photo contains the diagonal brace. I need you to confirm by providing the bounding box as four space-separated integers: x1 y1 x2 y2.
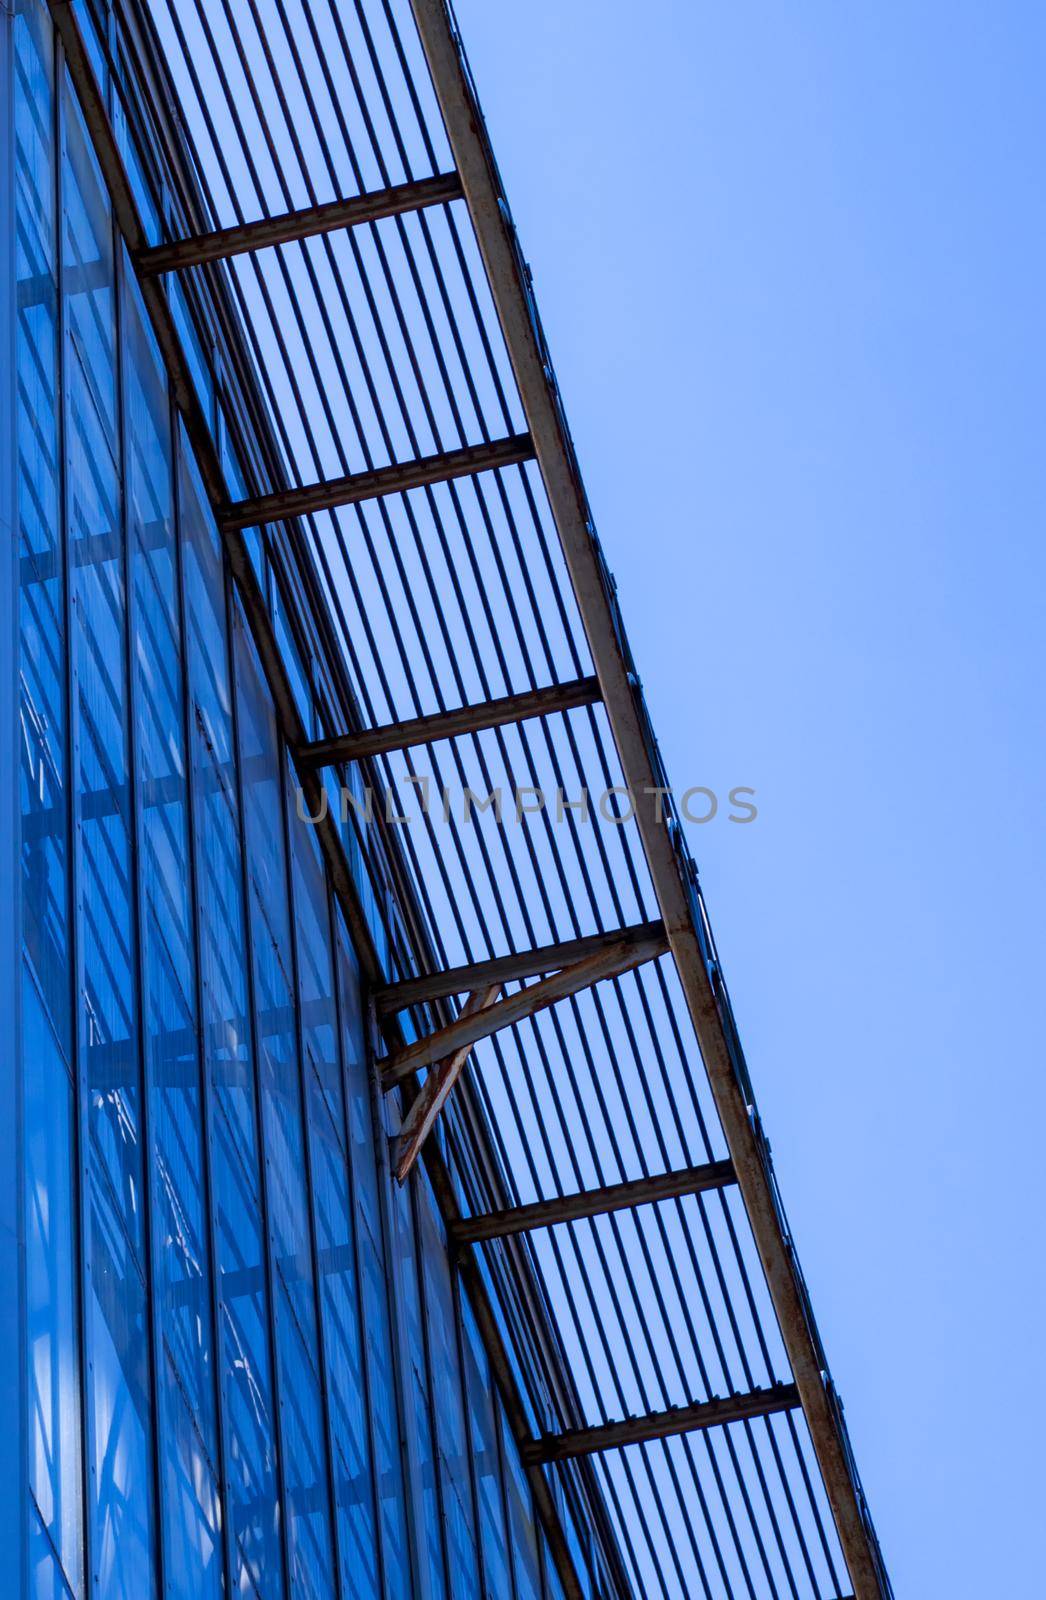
375 918 664 1015
392 986 500 1184
380 929 667 1086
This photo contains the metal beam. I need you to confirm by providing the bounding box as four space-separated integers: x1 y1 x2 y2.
380 931 667 1085
299 674 601 766
375 918 664 1015
407 6 889 1595
392 986 500 1183
522 1384 801 1465
137 171 463 275
451 1159 736 1243
221 432 534 531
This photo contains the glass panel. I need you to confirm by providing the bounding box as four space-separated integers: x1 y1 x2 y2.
24 964 83 1599
418 1182 481 1600
235 611 335 1600
389 1173 446 1600
335 921 412 1598
125 270 224 1599
459 1294 513 1600
290 824 379 1600
15 6 83 1590
500 1406 542 1600
63 72 156 1600
182 444 284 1600
16 0 69 1057
30 1494 77 1600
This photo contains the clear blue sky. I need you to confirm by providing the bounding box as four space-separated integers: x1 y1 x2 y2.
454 2 1046 1592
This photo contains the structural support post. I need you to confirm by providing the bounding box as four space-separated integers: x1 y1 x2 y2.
451 1159 737 1244
522 1385 801 1466
299 675 601 766
406 4 889 1594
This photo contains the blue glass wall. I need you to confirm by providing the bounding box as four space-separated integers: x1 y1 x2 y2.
6 3 584 1597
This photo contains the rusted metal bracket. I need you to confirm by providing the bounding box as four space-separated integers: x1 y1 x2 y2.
299 674 601 766
450 1158 736 1244
391 985 500 1183
137 171 463 275
380 928 668 1087
375 918 664 1015
220 432 534 531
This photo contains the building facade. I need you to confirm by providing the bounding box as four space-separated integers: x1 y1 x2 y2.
1 3 891 1600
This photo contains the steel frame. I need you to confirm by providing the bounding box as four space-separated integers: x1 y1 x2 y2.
406 2 888 1595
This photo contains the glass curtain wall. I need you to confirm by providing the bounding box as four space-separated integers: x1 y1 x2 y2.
9 2 581 1597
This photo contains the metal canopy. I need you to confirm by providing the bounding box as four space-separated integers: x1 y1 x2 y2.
61 0 893 1593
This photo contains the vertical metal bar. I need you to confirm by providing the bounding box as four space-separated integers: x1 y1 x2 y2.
0 5 27 1593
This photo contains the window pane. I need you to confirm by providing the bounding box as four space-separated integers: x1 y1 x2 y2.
125 272 224 1600
336 922 412 1598
63 74 156 1600
235 612 335 1600
182 449 283 1600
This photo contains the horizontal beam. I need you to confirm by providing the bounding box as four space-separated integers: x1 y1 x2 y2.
299 675 602 766
380 930 668 1086
221 432 534 530
375 918 664 1015
521 1384 801 1465
450 1159 736 1243
137 171 463 275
